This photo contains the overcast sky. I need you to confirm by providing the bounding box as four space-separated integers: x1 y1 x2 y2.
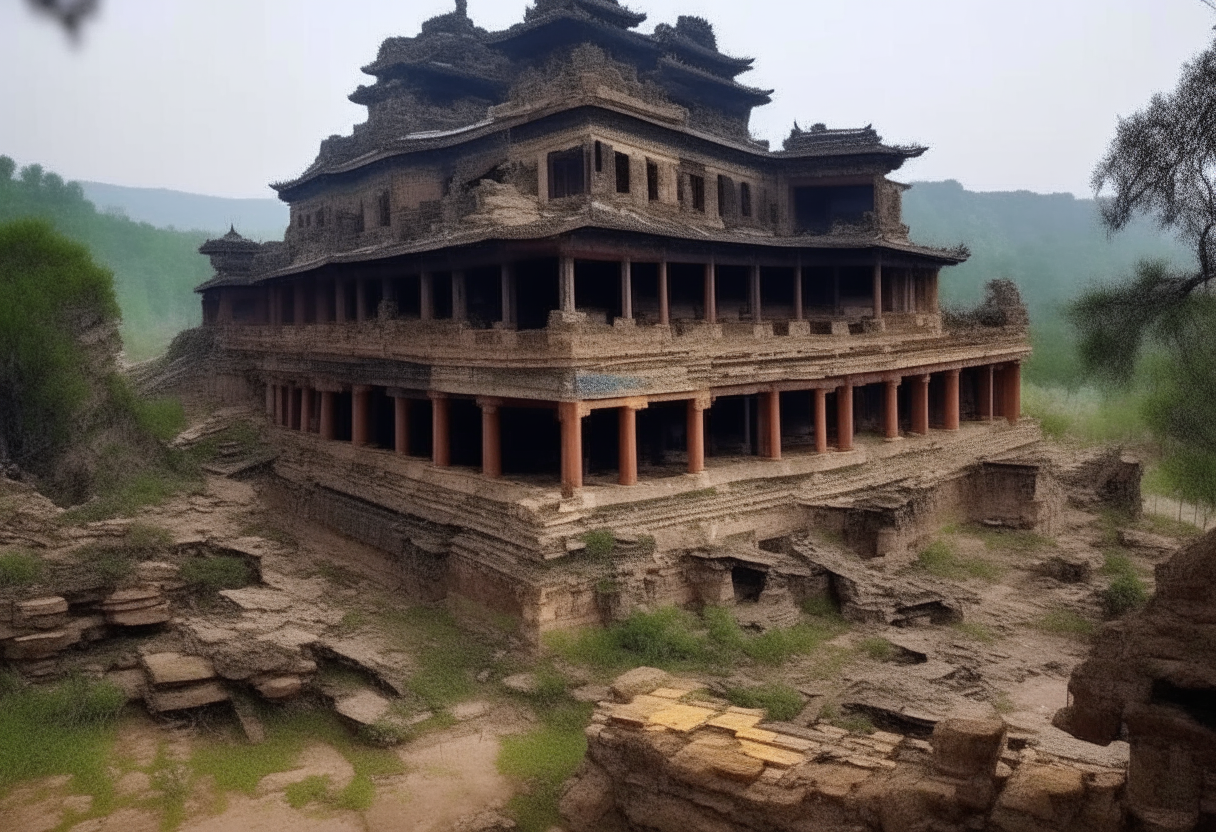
1 0 1211 199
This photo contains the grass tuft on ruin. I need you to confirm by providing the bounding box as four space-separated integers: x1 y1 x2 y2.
0 548 43 587
915 540 1004 581
722 683 804 722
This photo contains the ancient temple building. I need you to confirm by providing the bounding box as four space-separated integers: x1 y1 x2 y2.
197 0 1035 637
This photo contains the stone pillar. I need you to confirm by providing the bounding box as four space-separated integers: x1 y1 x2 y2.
452 271 467 322
420 272 434 321
559 256 576 314
500 264 514 327
658 261 670 325
293 282 307 325
761 390 781 459
430 393 450 467
352 386 371 446
271 384 281 426
883 379 900 439
320 391 336 441
749 264 762 322
794 259 804 321
618 405 638 486
559 401 583 493
265 384 275 420
1005 362 1021 424
355 279 368 324
620 259 633 320
481 400 502 478
836 383 854 451
813 388 828 453
394 396 409 455
978 365 994 421
911 374 930 435
832 267 841 315
944 369 961 430
687 397 708 474
300 386 313 433
704 261 717 323
873 258 883 320
335 280 348 323
279 385 290 427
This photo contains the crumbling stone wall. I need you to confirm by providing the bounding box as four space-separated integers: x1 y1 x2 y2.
1054 529 1216 831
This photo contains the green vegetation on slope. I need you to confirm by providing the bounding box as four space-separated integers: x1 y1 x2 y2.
0 157 211 359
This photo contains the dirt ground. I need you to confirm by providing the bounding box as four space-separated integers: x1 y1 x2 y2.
0 437 1200 831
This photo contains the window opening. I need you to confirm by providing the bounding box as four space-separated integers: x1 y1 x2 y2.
647 161 659 201
690 175 705 212
615 152 631 194
378 190 391 227
594 141 603 173
740 183 752 218
549 148 586 199
316 209 325 228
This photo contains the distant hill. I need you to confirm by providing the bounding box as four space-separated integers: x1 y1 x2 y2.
79 181 287 241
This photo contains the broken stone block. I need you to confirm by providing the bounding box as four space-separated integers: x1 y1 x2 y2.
334 689 392 726
101 586 170 627
931 718 1006 778
500 672 538 694
14 596 69 630
1040 555 1092 584
146 681 230 712
451 700 491 721
989 762 1086 831
64 614 107 643
571 684 611 703
4 629 72 660
142 652 217 687
610 666 670 702
254 675 303 700
107 603 171 627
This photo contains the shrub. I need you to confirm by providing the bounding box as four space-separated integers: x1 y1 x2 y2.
722 684 804 722
179 556 253 594
1102 573 1149 616
0 549 42 587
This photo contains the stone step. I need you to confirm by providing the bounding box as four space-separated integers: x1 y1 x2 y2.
142 652 218 687
146 681 230 712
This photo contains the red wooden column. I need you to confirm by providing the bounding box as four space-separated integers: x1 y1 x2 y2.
300 386 313 433
352 386 371 446
944 369 961 430
393 395 410 455
883 379 900 439
813 388 828 454
872 256 883 321
658 261 670 325
319 391 336 441
559 401 584 494
480 399 502 478
836 383 854 451
761 390 781 460
749 265 762 323
704 261 717 323
978 365 994 421
794 257 804 322
1005 362 1022 424
430 393 450 467
911 374 930 435
686 395 709 474
618 404 640 486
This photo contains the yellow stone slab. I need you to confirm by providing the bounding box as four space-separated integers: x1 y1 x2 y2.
735 727 779 744
648 704 717 733
738 739 806 768
769 734 817 753
629 694 678 716
726 706 767 717
649 687 690 700
706 711 764 732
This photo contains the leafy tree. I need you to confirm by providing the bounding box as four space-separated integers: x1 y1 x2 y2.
1069 36 1216 506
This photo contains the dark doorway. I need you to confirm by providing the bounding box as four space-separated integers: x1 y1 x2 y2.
516 258 560 330
449 398 482 468
732 566 767 602
574 260 622 324
500 407 560 479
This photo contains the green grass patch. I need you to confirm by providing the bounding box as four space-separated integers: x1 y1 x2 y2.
179 556 253 595
966 526 1057 554
915 540 1004 581
61 467 203 524
0 673 126 801
817 703 875 734
1034 609 1097 639
545 605 846 674
722 684 804 722
184 423 263 466
0 548 43 587
952 621 999 644
378 605 493 711
284 774 331 809
858 637 894 661
580 528 615 559
498 701 593 832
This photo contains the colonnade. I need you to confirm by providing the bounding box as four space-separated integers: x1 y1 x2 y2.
224 253 938 329
267 362 1021 493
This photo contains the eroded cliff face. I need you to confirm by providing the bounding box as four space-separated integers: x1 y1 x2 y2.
561 668 1128 832
1054 530 1216 831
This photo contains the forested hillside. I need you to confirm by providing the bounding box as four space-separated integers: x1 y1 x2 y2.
0 157 210 360
80 181 286 242
904 180 1191 386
